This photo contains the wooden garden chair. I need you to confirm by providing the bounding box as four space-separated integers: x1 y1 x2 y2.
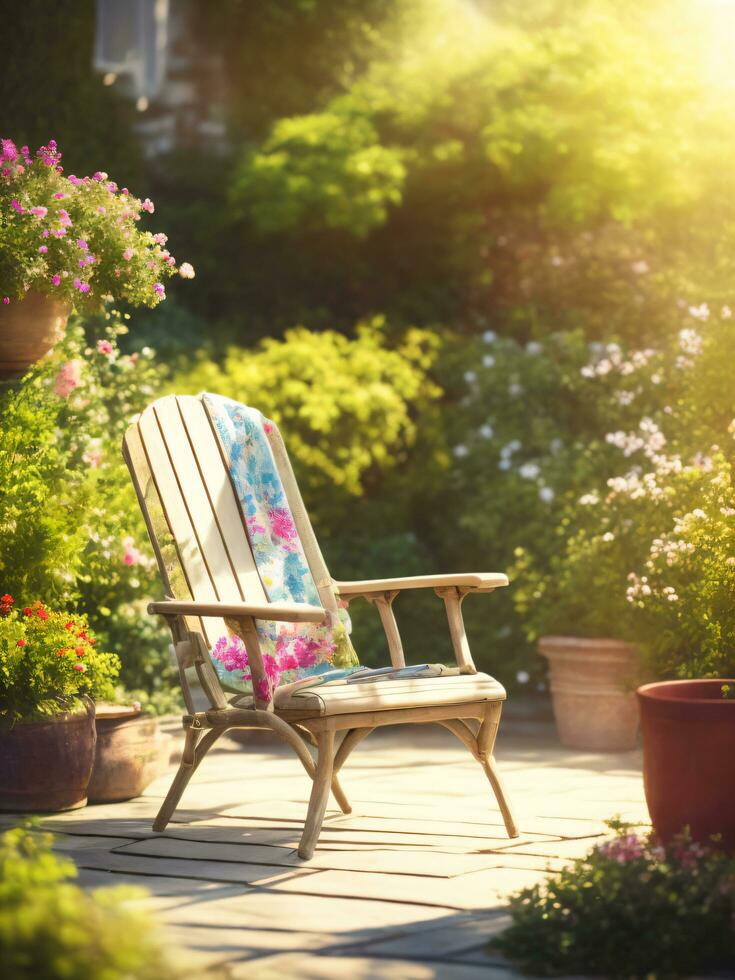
123 393 519 859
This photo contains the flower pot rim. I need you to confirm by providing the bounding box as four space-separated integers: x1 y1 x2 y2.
539 635 637 655
5 695 95 729
637 678 735 707
94 702 142 721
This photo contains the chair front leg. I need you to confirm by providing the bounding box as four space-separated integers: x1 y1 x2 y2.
478 702 519 838
298 730 335 859
153 724 221 832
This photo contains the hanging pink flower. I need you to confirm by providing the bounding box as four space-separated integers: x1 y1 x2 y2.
96 339 114 355
82 448 103 468
122 536 143 566
53 360 82 397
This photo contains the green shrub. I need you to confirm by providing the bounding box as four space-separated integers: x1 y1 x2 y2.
0 313 173 702
492 821 735 977
0 825 187 979
171 316 441 501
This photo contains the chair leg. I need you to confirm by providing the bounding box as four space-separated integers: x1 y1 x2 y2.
292 723 352 814
481 754 519 838
152 726 222 832
298 730 335 860
478 702 519 838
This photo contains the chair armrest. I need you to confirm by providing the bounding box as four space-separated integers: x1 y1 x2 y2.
333 573 508 596
148 600 327 624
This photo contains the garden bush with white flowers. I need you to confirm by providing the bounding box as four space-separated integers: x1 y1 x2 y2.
508 303 735 680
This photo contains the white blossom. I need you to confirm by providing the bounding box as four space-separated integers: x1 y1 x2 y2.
688 303 710 321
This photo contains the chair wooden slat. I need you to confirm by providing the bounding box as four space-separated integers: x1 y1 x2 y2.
137 402 224 647
153 396 244 606
123 424 201 638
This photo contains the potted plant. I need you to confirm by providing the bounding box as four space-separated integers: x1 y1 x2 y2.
513 522 643 752
0 595 120 811
0 137 191 377
629 454 735 846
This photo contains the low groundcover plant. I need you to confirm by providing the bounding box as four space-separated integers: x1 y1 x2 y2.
0 595 120 725
0 137 192 309
492 820 735 977
0 824 185 979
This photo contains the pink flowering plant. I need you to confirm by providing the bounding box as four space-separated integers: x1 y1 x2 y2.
0 138 188 309
0 595 120 726
493 819 735 976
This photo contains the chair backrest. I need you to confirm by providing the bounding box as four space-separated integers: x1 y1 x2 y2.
123 393 356 704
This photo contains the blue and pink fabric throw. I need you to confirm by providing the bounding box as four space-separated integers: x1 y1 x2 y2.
203 394 359 702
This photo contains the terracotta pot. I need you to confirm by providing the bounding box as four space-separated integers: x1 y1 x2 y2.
0 699 96 811
0 291 70 379
638 679 735 848
539 636 640 751
88 704 172 803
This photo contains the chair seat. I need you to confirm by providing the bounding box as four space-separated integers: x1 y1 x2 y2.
273 671 506 717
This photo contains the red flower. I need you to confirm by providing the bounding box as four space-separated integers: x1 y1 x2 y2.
75 647 85 657
16 639 26 648
1 594 13 605
23 607 32 617
64 620 75 630
73 663 87 673
36 608 49 621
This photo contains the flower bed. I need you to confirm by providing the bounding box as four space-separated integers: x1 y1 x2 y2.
493 821 735 976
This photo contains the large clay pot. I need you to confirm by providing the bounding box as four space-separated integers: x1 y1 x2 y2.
638 679 735 848
88 704 172 803
0 699 96 811
539 636 640 751
0 291 70 378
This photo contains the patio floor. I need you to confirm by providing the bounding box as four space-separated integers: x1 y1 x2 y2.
6 715 649 978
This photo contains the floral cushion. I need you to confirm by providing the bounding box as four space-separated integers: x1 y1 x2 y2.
203 393 359 701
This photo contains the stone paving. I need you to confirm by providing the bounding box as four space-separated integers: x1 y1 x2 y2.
6 716 649 978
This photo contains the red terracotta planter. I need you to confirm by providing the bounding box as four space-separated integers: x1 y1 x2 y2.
638 679 735 848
